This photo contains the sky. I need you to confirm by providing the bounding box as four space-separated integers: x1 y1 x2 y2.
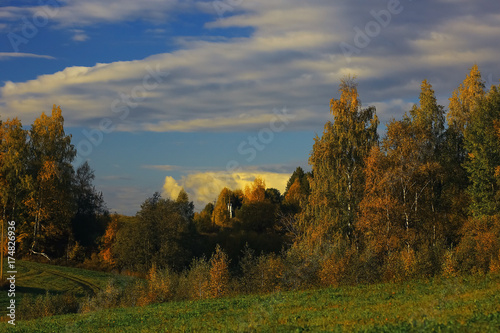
1 0 500 215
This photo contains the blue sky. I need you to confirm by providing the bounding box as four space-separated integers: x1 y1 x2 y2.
1 0 500 214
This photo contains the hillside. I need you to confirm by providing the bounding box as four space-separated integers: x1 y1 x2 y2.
1 260 135 318
3 272 499 332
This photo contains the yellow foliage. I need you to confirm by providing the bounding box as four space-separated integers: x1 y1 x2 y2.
400 249 417 279
442 250 456 278
209 245 230 298
244 177 266 203
490 250 500 274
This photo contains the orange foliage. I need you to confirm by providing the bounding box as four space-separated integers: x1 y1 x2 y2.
244 177 266 203
99 216 120 267
284 178 302 205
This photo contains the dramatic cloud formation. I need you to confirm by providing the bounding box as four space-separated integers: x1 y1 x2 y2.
2 0 499 133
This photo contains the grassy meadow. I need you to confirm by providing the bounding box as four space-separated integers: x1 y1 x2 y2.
0 260 134 320
2 263 499 332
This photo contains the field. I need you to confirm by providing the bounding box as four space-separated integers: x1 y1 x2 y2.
0 260 134 318
1 261 499 332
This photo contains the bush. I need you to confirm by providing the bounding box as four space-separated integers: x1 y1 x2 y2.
138 264 178 306
239 248 284 294
381 251 405 282
80 279 123 313
184 257 210 300
442 249 457 278
282 243 321 290
19 291 79 320
209 245 230 298
455 216 500 274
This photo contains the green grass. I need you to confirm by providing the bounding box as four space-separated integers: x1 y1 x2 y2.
3 272 500 332
0 260 135 317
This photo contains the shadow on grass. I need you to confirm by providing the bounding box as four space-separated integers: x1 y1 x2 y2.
17 286 88 298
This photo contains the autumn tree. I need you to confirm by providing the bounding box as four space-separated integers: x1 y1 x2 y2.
302 77 378 246
357 146 401 262
209 244 230 298
464 84 500 216
0 119 29 264
448 64 486 135
237 178 278 232
379 81 446 253
213 187 242 227
283 167 310 213
99 214 121 268
243 177 266 203
23 105 76 258
0 118 29 225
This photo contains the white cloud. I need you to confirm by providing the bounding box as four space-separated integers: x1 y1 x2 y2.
1 1 500 132
162 170 290 209
0 52 55 60
163 176 184 201
14 0 188 27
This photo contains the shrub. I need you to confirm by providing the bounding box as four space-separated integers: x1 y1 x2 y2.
442 249 457 278
80 279 122 313
19 291 79 320
381 251 404 282
185 256 210 300
282 243 321 290
138 264 178 305
209 245 230 298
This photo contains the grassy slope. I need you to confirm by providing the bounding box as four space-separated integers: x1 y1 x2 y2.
4 273 500 332
0 260 134 317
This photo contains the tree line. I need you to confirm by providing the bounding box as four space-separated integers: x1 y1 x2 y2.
2 65 499 293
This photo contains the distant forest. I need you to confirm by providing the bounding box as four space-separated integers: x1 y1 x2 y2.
1 64 500 291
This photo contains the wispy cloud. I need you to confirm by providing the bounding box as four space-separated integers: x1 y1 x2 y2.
100 175 133 181
0 52 55 60
2 0 190 28
71 29 90 42
141 164 181 171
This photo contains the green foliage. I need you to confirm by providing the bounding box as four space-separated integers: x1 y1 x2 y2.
71 161 110 256
18 291 79 320
283 166 310 199
235 201 277 232
113 193 192 271
464 85 500 216
193 202 216 233
239 246 285 294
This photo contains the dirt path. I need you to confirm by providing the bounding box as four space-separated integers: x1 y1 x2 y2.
43 268 101 295
16 261 101 296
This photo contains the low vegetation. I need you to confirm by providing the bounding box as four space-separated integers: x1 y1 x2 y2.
0 260 135 321
3 272 499 332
